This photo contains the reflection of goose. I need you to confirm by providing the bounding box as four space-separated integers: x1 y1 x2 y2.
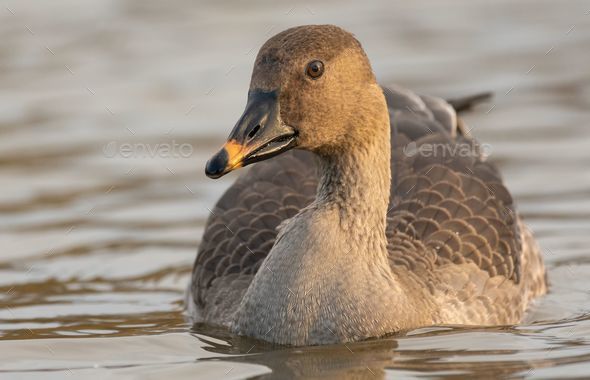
188 25 547 346
192 323 558 380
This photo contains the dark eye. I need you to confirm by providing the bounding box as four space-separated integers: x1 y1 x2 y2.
305 60 324 79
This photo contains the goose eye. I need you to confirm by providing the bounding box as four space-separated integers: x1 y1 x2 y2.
305 60 324 79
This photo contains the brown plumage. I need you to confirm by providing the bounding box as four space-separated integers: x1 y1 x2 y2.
188 25 547 346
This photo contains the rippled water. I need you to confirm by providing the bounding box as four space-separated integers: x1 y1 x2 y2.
1 0 590 378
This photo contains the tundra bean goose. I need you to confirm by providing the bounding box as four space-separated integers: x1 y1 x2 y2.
188 25 547 346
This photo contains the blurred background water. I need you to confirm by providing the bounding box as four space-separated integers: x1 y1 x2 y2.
1 0 590 378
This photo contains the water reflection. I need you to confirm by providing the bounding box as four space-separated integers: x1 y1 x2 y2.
192 322 590 379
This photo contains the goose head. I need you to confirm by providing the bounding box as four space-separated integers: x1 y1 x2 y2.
205 24 382 179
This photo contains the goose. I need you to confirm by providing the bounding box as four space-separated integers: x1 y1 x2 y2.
188 25 547 346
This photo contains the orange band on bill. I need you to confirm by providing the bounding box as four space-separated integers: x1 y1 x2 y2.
224 140 245 169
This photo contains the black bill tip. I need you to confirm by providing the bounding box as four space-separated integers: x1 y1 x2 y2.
205 148 229 179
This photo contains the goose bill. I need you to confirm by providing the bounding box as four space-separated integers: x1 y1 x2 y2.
205 90 297 179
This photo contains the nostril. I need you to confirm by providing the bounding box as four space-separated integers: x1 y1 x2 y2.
248 124 261 140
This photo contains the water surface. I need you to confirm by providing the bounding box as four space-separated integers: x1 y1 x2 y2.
1 0 590 378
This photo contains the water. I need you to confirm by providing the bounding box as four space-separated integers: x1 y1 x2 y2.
1 0 589 378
